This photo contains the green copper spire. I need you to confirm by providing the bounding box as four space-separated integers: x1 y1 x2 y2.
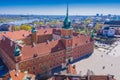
31 26 37 33
91 31 95 38
14 44 21 56
62 2 72 29
66 2 68 19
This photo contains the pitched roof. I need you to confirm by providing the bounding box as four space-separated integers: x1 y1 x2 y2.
9 70 25 80
67 65 76 74
0 37 17 60
0 30 31 40
21 39 65 60
0 29 93 61
9 70 35 80
73 34 91 47
90 75 109 80
0 29 53 41
0 33 3 40
37 29 53 35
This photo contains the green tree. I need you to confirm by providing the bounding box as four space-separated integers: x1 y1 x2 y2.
12 26 20 31
94 23 103 32
20 24 31 31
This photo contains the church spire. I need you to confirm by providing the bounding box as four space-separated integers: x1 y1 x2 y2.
31 25 37 33
62 1 72 29
66 2 68 19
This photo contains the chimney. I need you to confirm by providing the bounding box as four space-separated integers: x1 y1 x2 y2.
33 53 38 58
15 72 19 77
73 65 76 69
44 30 47 34
32 42 35 47
22 34 25 37
47 40 50 44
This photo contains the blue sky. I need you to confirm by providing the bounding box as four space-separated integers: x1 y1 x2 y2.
0 0 120 15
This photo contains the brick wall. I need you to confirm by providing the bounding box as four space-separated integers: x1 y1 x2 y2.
17 40 94 75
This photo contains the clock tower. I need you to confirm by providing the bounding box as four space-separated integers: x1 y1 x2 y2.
61 3 74 66
61 3 73 50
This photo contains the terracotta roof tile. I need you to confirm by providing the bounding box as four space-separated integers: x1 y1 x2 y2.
37 29 53 35
9 70 25 80
21 39 65 60
73 34 91 47
67 65 76 74
0 29 92 61
0 37 16 60
0 30 31 40
9 70 35 80
90 75 109 80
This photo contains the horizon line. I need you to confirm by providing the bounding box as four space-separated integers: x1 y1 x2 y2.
0 14 120 16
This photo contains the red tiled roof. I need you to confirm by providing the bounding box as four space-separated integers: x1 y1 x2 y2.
0 33 4 40
0 29 92 61
21 39 65 60
0 30 31 40
53 28 62 35
0 37 17 60
9 70 25 80
37 29 53 35
9 70 35 80
90 75 109 80
73 34 91 47
67 65 76 74
0 29 53 41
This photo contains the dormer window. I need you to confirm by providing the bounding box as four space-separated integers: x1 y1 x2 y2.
75 43 77 46
33 53 38 58
22 34 26 37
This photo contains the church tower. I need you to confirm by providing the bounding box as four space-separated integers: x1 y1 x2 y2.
14 44 22 62
31 26 38 44
61 3 73 50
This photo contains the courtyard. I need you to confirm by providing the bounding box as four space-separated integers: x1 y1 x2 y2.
74 40 120 80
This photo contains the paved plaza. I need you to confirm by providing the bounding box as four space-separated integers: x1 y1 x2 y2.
74 40 120 80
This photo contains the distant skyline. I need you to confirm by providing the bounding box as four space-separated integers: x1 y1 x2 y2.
0 0 120 15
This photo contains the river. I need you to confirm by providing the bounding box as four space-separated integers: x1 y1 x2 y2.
0 19 39 26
